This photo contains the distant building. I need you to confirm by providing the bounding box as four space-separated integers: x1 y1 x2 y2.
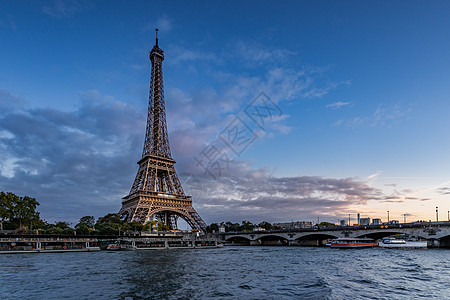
219 224 226 233
253 227 266 231
339 220 347 226
273 221 313 229
359 218 371 226
372 218 382 225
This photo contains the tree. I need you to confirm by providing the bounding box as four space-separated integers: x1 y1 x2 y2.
79 216 95 227
14 195 40 228
95 222 117 235
258 221 273 230
224 221 240 232
239 220 255 231
75 222 90 235
97 213 121 224
0 192 15 230
206 223 219 233
318 222 336 228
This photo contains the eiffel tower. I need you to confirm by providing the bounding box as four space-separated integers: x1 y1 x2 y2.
119 29 207 232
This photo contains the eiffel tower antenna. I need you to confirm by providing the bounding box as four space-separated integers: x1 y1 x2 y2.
119 31 207 232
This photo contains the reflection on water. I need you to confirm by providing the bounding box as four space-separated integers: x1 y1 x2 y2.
1 247 450 299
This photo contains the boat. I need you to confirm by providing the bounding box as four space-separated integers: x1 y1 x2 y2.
330 238 378 248
382 237 406 244
0 236 100 254
106 243 121 250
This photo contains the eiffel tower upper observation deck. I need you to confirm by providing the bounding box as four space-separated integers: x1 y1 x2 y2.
119 29 207 232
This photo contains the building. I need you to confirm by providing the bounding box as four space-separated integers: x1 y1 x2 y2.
339 220 347 226
372 218 382 225
359 217 371 226
273 221 313 229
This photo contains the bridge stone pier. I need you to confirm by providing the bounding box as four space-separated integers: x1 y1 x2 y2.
220 222 450 248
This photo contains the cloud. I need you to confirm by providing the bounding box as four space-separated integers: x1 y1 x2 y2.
0 13 16 30
0 90 143 223
436 187 450 195
166 45 220 65
181 166 383 223
156 16 173 33
333 103 412 128
142 15 174 37
232 41 296 66
42 0 83 18
0 89 25 113
326 101 351 109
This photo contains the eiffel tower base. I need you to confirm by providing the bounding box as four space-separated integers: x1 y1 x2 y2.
119 193 206 232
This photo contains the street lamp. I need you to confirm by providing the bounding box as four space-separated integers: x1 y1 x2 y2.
387 211 390 223
348 214 351 226
436 207 438 222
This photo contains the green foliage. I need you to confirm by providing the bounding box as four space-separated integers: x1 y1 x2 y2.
0 191 40 230
95 222 118 235
318 222 335 228
206 223 219 233
46 226 64 235
74 223 90 235
240 221 255 231
258 221 273 230
79 216 95 227
0 192 14 230
142 220 167 232
97 213 122 224
224 221 240 232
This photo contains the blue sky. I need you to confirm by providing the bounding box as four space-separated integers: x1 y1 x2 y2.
1 0 450 225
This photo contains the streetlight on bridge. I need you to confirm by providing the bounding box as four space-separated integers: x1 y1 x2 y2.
387 210 390 223
436 207 439 222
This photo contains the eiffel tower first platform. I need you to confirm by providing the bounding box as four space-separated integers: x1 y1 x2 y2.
119 30 207 232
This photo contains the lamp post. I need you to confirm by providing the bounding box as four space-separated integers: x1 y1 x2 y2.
448 210 449 222
436 207 438 222
403 214 406 224
387 210 390 223
348 214 351 226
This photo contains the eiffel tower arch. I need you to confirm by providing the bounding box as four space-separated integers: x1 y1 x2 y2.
119 29 207 232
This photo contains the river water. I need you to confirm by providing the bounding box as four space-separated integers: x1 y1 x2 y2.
1 246 449 299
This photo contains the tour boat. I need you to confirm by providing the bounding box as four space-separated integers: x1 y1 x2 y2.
382 237 406 244
330 238 378 248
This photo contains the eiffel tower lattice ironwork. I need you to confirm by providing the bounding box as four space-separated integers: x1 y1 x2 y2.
119 30 207 232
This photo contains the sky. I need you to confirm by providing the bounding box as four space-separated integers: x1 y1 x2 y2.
1 0 450 226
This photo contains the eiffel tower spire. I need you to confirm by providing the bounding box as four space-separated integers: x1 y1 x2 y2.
142 28 172 159
119 30 207 232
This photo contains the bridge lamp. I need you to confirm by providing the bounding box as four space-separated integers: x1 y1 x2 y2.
436 207 438 222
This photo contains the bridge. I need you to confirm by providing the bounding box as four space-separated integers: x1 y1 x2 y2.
219 221 450 248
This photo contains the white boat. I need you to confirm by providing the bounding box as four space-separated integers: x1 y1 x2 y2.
382 238 406 244
106 243 121 250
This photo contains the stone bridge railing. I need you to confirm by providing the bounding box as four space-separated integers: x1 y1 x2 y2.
219 222 450 247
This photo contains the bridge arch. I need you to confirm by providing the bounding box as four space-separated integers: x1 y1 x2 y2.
256 234 289 246
225 235 251 245
295 233 339 246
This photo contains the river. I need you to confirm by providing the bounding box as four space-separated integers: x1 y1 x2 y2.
1 246 449 299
